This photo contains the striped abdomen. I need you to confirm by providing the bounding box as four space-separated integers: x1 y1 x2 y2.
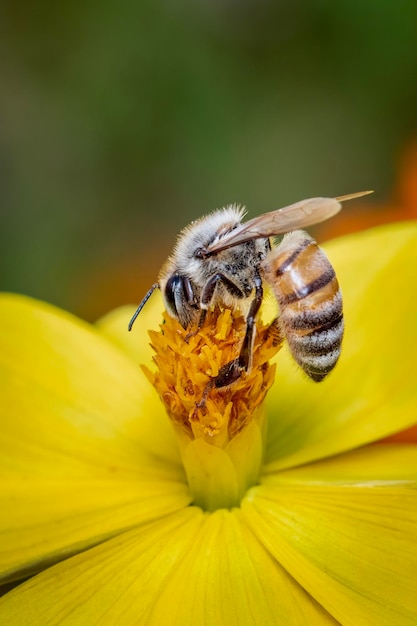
263 230 343 381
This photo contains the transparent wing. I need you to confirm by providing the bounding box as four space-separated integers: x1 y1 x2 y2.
205 191 373 254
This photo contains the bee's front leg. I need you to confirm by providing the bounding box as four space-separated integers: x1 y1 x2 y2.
185 273 243 342
185 309 207 343
195 271 263 412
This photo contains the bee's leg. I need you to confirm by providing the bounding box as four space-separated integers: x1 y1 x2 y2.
200 272 245 305
183 276 199 308
195 272 263 412
186 273 244 342
236 270 263 372
194 359 239 415
185 309 207 343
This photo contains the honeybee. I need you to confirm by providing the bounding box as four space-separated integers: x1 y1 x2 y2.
130 191 372 390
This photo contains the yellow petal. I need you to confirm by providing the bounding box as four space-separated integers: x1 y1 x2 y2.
0 294 187 581
266 222 417 470
243 445 417 625
1 479 191 584
263 443 417 484
0 508 337 625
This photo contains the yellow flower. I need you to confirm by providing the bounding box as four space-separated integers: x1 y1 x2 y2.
1 222 417 625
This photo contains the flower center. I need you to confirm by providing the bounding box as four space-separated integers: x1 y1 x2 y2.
143 307 282 511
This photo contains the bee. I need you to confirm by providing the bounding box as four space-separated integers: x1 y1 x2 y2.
129 191 372 390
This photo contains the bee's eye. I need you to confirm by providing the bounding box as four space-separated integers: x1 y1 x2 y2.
164 274 183 316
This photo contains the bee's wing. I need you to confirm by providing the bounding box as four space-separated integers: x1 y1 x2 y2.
206 191 373 254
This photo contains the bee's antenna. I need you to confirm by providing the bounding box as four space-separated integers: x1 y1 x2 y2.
128 283 160 331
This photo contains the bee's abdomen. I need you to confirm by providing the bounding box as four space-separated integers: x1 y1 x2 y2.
283 298 344 381
265 231 343 382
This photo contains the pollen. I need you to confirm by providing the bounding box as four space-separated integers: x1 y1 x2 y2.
142 308 283 447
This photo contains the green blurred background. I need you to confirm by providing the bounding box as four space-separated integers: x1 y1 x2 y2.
1 0 417 321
